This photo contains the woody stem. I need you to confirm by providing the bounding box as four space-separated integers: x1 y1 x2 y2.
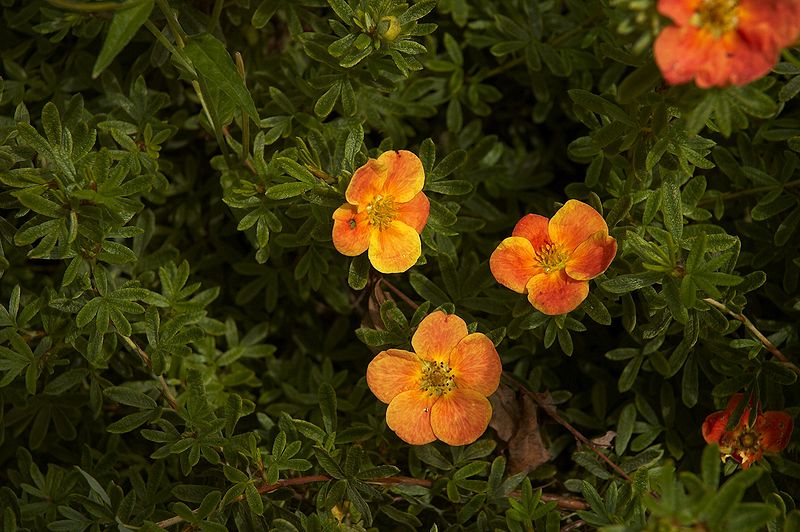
380 278 420 310
502 374 633 483
702 297 800 375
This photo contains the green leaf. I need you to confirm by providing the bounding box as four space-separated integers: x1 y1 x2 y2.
104 386 157 409
319 383 337 434
348 254 370 290
265 182 312 200
184 34 260 121
615 403 636 455
661 174 683 242
93 0 155 78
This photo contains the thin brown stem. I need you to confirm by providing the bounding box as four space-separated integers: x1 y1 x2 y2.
561 519 586 532
697 179 800 206
380 279 420 310
155 473 587 528
511 383 633 483
702 297 800 374
119 334 179 410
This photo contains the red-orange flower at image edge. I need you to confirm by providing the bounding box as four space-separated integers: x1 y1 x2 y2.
654 0 800 88
489 200 616 316
702 393 794 469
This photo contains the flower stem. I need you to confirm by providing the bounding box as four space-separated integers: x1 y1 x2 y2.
380 278 420 310
502 374 633 483
702 297 800 374
119 334 179 410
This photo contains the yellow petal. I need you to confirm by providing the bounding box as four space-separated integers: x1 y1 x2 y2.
377 150 425 203
367 220 421 274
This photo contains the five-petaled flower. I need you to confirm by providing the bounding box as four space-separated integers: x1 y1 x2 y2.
366 311 503 446
654 0 800 88
702 393 794 469
489 200 617 316
332 150 430 274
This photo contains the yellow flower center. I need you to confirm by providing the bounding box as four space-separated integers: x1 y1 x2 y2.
738 431 758 449
419 360 456 396
535 242 568 273
366 194 397 230
693 0 739 36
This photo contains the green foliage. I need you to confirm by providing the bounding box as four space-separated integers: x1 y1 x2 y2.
0 0 799 530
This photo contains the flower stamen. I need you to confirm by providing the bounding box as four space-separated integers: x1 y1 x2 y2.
693 0 739 36
534 242 567 273
419 360 456 396
366 194 397 230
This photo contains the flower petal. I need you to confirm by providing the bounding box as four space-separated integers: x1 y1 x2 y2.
378 150 425 203
368 220 421 274
756 411 794 453
657 0 699 25
702 410 729 445
548 200 610 253
367 349 422 404
332 204 370 256
739 0 800 51
490 237 540 293
395 192 430 233
412 311 468 362
385 389 437 445
430 388 492 446
512 214 551 249
525 270 589 315
565 231 617 281
346 158 385 206
654 26 716 86
450 333 502 396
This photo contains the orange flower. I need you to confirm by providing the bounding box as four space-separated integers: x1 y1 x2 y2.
489 200 616 316
654 0 800 88
366 311 502 446
702 393 794 469
332 150 430 274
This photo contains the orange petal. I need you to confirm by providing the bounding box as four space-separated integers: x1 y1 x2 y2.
657 0 699 24
548 200 610 254
377 150 425 203
430 388 492 446
512 214 551 249
395 192 430 234
450 333 502 396
525 270 589 315
346 158 385 206
756 411 794 453
412 311 468 362
702 410 729 445
332 204 370 256
368 220 421 274
489 237 540 293
739 0 800 50
385 389 437 445
366 349 422 404
655 26 716 86
565 231 617 281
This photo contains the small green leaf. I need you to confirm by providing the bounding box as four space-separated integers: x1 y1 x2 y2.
93 0 155 78
184 34 260 121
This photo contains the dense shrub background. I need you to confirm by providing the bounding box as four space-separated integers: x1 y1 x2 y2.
0 0 799 530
